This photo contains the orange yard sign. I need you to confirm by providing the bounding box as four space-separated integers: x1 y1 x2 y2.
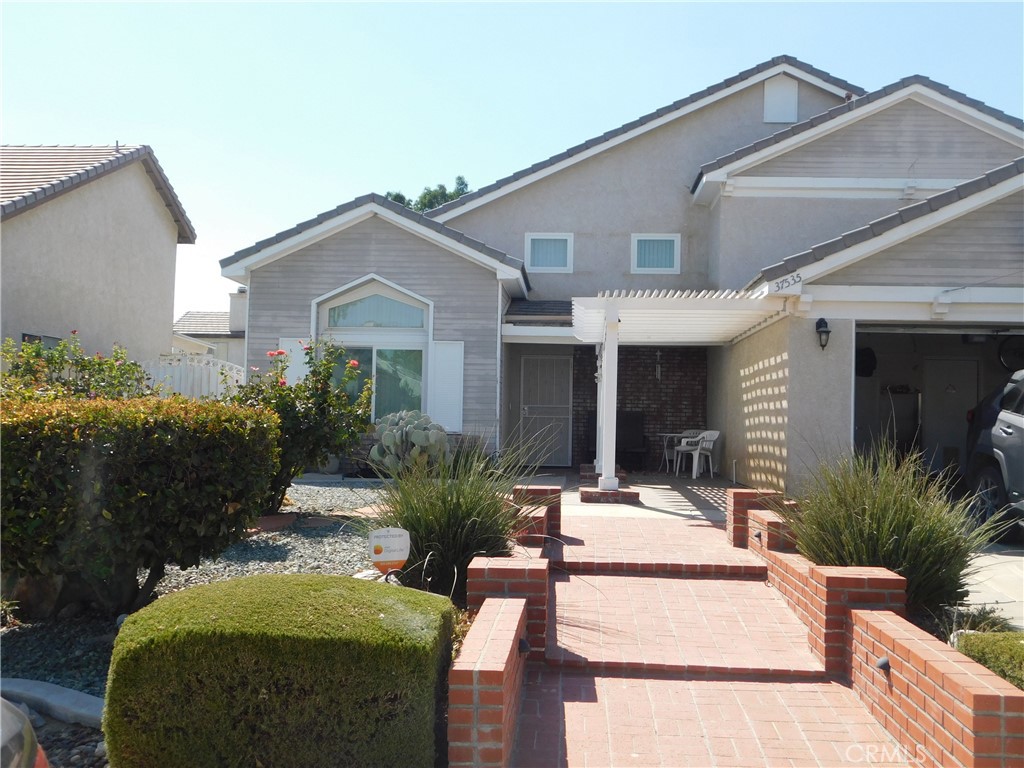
369 527 410 574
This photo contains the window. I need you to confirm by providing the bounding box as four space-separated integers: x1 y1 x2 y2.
526 233 573 273
631 234 681 274
21 333 61 349
328 294 424 329
336 346 423 418
314 275 464 430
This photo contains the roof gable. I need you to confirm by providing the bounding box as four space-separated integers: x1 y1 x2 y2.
693 77 1024 198
219 192 529 293
429 56 864 223
750 158 1024 289
0 145 196 243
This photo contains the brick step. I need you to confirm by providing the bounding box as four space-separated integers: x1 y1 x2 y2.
552 559 767 579
546 573 826 681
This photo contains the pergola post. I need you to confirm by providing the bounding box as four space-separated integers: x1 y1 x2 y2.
598 309 619 491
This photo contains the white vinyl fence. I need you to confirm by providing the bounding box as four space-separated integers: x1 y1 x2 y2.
142 354 245 399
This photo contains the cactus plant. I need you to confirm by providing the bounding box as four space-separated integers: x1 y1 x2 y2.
369 411 448 475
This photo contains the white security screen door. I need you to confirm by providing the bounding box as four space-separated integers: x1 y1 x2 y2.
520 356 573 466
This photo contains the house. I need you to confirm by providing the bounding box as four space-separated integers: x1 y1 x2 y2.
221 56 1024 493
172 288 249 367
1 145 195 363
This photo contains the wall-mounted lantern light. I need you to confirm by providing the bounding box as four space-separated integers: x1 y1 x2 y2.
815 318 831 351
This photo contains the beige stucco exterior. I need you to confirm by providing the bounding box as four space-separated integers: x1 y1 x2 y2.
708 316 855 493
444 82 844 299
1 161 179 362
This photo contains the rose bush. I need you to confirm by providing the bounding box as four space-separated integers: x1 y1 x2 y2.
223 342 372 515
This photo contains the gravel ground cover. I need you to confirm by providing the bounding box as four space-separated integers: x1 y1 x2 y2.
0 480 381 768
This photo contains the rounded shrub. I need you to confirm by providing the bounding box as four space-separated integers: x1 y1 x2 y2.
958 631 1024 690
103 574 456 768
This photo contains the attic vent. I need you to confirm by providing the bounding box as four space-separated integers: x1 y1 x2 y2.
764 74 798 123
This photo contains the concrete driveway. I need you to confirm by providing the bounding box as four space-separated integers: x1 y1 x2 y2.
966 541 1024 629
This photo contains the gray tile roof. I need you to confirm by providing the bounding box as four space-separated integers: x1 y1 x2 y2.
754 157 1024 285
173 311 243 337
693 76 1024 192
219 192 529 291
1 145 196 243
427 56 865 218
506 299 573 317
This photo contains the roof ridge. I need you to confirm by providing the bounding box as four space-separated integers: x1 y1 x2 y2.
219 192 530 290
0 145 196 243
425 55 864 218
694 74 1024 187
755 157 1024 285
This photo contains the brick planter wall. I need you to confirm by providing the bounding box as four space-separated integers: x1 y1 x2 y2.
726 488 1023 766
466 549 548 661
448 598 529 768
851 609 1024 768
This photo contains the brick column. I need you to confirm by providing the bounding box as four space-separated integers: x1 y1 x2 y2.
467 550 548 660
726 488 782 548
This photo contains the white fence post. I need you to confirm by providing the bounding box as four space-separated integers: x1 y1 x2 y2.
141 355 245 399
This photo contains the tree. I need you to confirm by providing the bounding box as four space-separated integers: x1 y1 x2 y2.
386 176 470 212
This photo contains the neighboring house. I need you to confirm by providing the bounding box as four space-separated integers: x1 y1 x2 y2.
173 288 248 367
1 145 195 363
221 56 1024 493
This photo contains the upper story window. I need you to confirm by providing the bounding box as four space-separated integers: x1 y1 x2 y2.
631 234 681 274
327 294 424 329
526 233 573 273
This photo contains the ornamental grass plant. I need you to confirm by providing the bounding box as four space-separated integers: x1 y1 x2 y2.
773 442 1004 617
370 436 552 606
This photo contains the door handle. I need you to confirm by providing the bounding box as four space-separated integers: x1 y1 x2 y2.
999 426 1014 436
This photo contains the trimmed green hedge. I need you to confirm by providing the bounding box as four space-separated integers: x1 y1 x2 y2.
959 631 1024 690
1 398 279 613
104 574 456 767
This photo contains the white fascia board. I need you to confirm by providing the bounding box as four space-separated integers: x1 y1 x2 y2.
758 175 1024 295
721 176 967 200
501 325 582 344
221 202 524 289
433 64 847 224
700 85 1024 190
792 295 1024 325
220 208 376 278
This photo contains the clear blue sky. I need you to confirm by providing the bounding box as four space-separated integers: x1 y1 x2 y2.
3 2 1022 318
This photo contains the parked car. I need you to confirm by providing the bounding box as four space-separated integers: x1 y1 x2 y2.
0 699 48 768
966 369 1024 540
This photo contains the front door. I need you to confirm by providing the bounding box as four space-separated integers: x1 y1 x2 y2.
520 355 572 466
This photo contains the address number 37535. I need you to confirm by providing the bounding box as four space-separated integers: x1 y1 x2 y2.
772 273 802 292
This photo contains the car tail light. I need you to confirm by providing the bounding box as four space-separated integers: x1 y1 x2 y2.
34 746 50 768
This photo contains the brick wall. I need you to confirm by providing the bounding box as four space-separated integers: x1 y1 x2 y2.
726 489 1023 767
851 609 1024 768
448 598 529 768
571 346 707 468
466 548 548 661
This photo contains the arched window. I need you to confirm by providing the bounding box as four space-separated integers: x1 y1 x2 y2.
314 276 432 421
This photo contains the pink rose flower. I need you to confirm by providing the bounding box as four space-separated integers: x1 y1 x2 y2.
347 360 359 368
266 350 276 358
278 378 288 386
275 349 287 356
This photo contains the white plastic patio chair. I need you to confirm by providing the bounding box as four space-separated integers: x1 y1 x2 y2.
674 430 719 479
659 429 701 473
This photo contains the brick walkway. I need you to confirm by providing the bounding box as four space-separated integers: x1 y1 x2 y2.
511 477 908 767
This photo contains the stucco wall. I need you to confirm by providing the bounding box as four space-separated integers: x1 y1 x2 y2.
445 81 844 299
715 197 900 289
1 161 179 361
709 316 854 493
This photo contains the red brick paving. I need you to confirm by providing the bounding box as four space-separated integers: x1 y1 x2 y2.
513 670 910 767
552 515 765 577
548 574 824 678
507 483 909 767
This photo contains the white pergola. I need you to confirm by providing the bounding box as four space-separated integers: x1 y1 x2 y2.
572 289 789 490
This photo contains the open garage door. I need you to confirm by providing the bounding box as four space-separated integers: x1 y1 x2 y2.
854 327 1022 476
